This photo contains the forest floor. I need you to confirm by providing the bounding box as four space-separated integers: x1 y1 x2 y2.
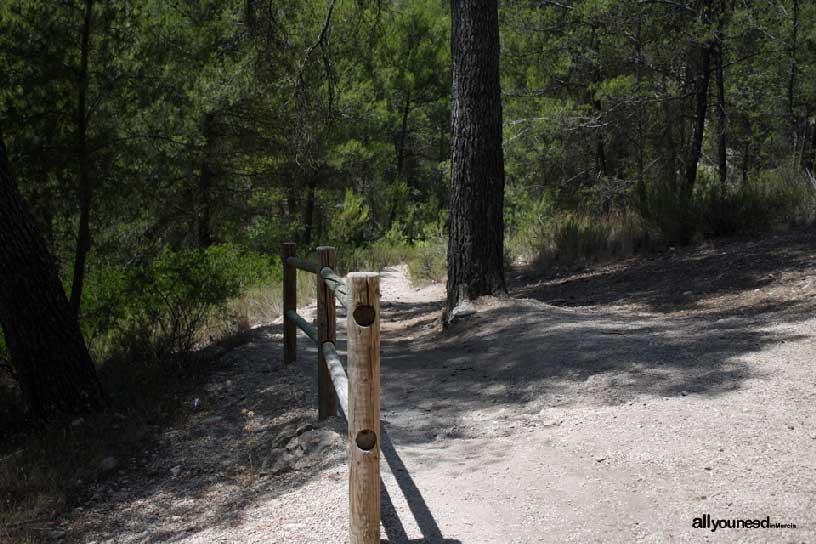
59 229 816 543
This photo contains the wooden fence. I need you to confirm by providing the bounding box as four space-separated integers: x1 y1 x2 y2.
282 242 381 544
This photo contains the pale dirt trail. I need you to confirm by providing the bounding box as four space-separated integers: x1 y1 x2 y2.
66 237 816 543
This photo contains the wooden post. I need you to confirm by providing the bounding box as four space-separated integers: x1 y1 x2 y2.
283 242 296 365
346 272 381 544
317 246 338 419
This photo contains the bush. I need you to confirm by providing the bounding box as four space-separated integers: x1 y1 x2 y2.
697 164 816 236
505 163 816 268
125 246 244 354
339 224 412 273
506 185 661 266
637 161 816 244
636 176 702 246
532 211 659 265
81 244 283 363
505 187 556 263
406 239 446 285
332 217 447 286
405 222 447 285
329 189 372 247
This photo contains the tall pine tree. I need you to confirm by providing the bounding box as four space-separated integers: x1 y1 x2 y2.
447 0 507 314
0 130 105 419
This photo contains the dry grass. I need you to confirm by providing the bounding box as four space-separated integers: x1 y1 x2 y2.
221 269 315 335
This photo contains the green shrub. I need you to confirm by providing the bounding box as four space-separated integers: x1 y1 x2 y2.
505 187 556 263
330 189 372 247
125 246 245 354
506 184 661 266
340 223 412 273
81 244 284 363
406 239 446 285
405 222 447 285
638 162 816 244
697 164 816 236
637 177 700 246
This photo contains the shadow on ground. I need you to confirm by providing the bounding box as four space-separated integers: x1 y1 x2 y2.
511 229 816 313
64 229 816 542
66 322 457 544
64 322 355 543
380 427 461 544
378 229 816 447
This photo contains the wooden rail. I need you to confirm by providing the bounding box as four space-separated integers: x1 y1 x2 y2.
320 266 350 308
323 341 349 416
284 310 317 343
282 242 381 544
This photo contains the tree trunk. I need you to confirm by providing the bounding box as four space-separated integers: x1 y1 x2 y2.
69 0 94 314
447 0 506 314
662 84 678 192
805 118 816 174
635 9 644 191
0 131 106 419
198 158 213 247
396 93 410 179
303 175 317 246
787 0 799 146
589 26 607 178
714 4 728 190
684 11 712 195
197 113 216 248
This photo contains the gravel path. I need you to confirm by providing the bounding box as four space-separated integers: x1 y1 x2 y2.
66 232 816 543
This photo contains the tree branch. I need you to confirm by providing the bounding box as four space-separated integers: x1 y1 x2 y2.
298 0 339 86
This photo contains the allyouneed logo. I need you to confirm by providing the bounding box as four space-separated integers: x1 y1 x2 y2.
692 514 797 532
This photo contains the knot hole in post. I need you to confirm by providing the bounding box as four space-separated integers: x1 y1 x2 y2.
353 305 376 327
355 429 377 451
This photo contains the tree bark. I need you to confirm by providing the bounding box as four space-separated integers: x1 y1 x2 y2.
589 25 607 178
805 119 816 174
69 0 94 314
635 8 645 191
662 82 678 192
198 158 213 247
714 2 728 190
0 131 106 419
447 0 506 314
396 93 410 179
684 3 713 195
303 174 317 246
197 112 216 248
787 0 799 145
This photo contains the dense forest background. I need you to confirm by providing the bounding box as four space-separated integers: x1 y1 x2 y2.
2 0 815 386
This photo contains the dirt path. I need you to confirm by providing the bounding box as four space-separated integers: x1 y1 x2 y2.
66 232 816 543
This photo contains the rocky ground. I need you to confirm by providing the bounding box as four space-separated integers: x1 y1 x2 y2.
61 230 816 543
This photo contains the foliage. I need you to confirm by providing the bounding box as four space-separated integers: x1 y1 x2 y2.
1 0 816 533
81 245 279 362
330 189 372 247
1 0 815 408
698 165 816 236
406 236 447 285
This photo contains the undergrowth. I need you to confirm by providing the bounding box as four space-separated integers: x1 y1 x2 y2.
0 244 313 543
506 164 816 268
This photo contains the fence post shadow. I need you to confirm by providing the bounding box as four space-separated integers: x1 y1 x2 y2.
282 244 459 543
379 426 461 544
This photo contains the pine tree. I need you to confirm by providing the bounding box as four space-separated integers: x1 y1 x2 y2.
0 131 106 419
447 0 506 314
